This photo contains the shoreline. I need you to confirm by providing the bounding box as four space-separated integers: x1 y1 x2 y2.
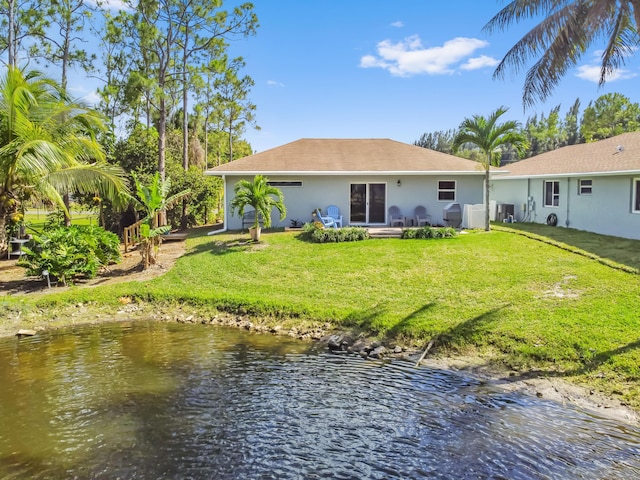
2 300 638 426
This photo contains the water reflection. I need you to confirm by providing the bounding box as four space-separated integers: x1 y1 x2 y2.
0 321 638 479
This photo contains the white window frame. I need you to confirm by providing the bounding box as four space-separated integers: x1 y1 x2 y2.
633 178 640 213
544 180 560 207
437 180 456 202
578 179 592 195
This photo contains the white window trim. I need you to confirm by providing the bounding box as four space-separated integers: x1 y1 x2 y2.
578 179 592 196
544 180 560 208
437 180 456 202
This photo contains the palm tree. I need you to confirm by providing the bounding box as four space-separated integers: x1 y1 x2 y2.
484 1 640 107
452 107 528 231
132 172 190 269
230 175 286 241
0 66 129 254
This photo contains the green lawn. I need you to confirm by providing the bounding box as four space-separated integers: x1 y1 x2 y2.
24 209 98 232
4 223 640 408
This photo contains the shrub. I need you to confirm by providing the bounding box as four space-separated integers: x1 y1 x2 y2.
19 225 121 286
299 223 369 243
401 226 457 239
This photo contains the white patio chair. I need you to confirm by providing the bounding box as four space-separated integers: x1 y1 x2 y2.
388 206 405 227
414 206 431 226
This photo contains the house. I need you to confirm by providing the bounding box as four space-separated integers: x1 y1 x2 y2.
491 132 640 240
205 138 489 230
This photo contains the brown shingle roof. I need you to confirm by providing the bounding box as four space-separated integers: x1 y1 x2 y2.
497 131 640 179
206 138 487 175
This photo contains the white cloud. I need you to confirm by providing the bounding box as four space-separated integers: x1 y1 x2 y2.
267 80 285 87
86 0 131 11
68 84 100 106
460 55 499 71
391 21 404 28
359 35 490 76
575 64 637 83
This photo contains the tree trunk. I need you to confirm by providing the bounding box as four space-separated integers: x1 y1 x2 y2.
63 193 72 226
7 0 16 66
0 206 8 256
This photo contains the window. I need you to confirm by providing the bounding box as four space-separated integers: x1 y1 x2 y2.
578 179 592 195
437 180 456 201
544 180 560 207
267 181 302 187
633 179 640 213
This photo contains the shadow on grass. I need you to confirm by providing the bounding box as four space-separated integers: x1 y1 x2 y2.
344 302 510 348
435 305 511 347
494 337 640 390
498 222 640 272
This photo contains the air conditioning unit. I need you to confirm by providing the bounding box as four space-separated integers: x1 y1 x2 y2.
496 203 514 222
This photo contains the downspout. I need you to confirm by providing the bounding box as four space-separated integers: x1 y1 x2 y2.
527 178 532 222
208 174 229 235
565 177 570 227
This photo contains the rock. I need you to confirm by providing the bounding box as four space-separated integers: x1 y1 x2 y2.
327 335 343 351
16 329 36 337
369 346 387 359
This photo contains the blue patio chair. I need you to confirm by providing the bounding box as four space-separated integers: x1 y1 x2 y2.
326 205 343 227
314 209 337 228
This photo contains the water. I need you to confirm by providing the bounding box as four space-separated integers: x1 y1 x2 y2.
0 321 639 479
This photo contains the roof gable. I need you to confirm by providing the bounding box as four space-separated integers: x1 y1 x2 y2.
206 138 487 175
497 131 640 178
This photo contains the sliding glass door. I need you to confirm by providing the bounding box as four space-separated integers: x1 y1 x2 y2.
350 183 386 224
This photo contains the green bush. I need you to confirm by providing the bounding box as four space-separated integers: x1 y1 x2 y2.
19 225 121 286
299 223 370 243
401 226 457 239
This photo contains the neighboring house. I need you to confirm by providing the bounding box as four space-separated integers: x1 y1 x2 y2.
206 138 488 230
491 132 640 240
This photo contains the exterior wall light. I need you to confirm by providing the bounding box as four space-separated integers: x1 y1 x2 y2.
397 179 401 187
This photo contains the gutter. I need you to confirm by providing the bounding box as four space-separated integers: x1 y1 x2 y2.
493 169 640 180
208 174 228 236
205 170 489 177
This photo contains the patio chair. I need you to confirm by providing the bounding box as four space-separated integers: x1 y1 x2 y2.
415 206 431 226
242 210 264 231
314 209 338 228
388 206 405 227
326 205 343 227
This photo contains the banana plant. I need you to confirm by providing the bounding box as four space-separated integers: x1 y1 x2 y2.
132 172 190 269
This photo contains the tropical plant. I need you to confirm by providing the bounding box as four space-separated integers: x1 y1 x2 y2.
401 226 458 239
300 223 369 243
484 1 640 107
452 107 529 231
230 175 286 240
19 225 121 286
132 172 190 269
0 66 130 254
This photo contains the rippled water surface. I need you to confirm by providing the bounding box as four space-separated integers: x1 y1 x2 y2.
0 321 639 479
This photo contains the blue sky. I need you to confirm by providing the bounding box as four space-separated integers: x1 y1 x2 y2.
218 0 640 154
70 1 640 154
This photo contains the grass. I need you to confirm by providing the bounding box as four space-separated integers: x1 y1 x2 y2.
3 222 640 409
24 209 99 233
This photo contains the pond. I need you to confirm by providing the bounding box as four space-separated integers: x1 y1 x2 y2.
0 321 639 479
